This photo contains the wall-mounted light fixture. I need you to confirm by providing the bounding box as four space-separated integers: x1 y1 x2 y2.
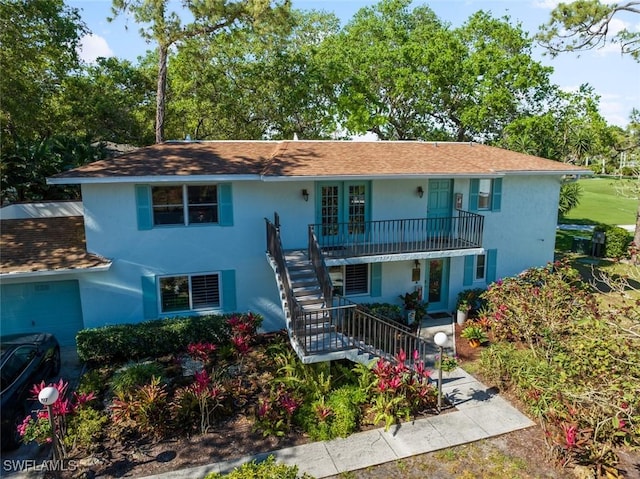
302 189 309 202
416 186 424 198
412 260 421 282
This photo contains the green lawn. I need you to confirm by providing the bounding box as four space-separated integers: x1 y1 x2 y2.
561 177 638 226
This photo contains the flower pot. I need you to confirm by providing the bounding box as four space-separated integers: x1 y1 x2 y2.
468 338 481 348
456 309 468 325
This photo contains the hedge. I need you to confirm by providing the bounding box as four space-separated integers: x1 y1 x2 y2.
75 314 245 364
594 224 632 259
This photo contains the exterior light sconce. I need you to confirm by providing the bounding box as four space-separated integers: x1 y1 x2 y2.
302 189 309 202
416 186 424 198
412 260 421 282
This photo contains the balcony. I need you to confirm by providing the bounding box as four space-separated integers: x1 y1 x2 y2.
310 210 484 261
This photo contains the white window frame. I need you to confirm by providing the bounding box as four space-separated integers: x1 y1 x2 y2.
477 179 493 210
151 184 219 226
328 264 370 296
475 254 486 281
158 272 222 314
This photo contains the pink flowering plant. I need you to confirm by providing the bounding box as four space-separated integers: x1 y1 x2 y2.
18 378 96 455
479 261 639 474
254 384 301 437
186 342 217 362
365 349 436 431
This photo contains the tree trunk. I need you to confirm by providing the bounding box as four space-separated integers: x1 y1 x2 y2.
155 44 168 144
633 199 640 265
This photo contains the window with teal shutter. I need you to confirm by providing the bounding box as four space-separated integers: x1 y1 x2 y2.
370 263 382 297
141 275 158 319
491 178 502 212
135 185 153 230
463 256 474 286
486 249 498 284
469 180 479 212
221 270 237 311
469 179 502 212
218 184 233 226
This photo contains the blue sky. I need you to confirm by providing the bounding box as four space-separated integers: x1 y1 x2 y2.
69 0 639 127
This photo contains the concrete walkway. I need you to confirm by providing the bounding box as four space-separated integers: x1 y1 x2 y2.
140 368 535 479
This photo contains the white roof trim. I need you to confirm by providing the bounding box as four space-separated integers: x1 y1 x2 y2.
0 262 112 280
47 175 262 185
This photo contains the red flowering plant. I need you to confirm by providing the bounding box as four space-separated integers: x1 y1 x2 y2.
186 342 217 362
227 313 262 371
171 369 228 434
19 379 96 455
366 349 436 431
254 383 301 437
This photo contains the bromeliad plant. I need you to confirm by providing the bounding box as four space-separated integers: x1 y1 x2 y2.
364 350 436 430
19 379 97 456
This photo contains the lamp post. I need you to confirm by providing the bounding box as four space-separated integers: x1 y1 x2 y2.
434 332 448 413
38 386 60 463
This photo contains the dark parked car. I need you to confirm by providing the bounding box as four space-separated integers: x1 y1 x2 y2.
1 333 60 450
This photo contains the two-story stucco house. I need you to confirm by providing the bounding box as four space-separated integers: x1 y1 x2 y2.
0 140 587 361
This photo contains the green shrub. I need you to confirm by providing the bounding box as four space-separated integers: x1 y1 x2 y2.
64 407 109 451
77 368 112 397
300 385 366 441
204 455 313 479
594 224 632 259
109 361 165 397
76 313 246 363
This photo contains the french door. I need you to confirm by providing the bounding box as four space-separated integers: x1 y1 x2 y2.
317 182 369 244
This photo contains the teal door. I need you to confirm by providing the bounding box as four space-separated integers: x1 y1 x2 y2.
426 180 452 310
316 181 370 245
1 280 84 346
424 258 449 311
427 179 453 236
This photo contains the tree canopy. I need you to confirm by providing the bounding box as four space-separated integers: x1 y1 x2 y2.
537 0 640 61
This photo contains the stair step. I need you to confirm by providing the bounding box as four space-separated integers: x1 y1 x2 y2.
291 282 318 291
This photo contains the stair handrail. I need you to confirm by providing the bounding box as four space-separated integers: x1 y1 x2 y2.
334 296 432 364
265 217 301 330
308 225 333 308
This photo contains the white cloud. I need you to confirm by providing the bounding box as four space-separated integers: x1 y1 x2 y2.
599 93 631 127
77 34 114 64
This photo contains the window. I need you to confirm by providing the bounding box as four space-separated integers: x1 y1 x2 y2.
477 179 492 210
469 178 502 212
475 254 486 280
152 185 218 226
328 264 370 295
159 273 220 313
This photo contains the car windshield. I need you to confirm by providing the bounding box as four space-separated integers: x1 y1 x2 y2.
0 345 36 393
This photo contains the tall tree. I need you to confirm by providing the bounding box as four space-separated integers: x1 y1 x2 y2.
537 0 640 61
110 0 291 144
538 1 640 260
58 57 156 145
0 0 87 144
322 0 553 142
167 9 340 140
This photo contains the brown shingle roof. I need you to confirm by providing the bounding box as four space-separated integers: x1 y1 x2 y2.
0 217 111 275
50 141 587 182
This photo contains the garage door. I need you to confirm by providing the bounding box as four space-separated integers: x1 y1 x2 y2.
1 280 84 346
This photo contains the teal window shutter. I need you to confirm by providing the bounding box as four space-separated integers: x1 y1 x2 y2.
221 270 237 311
141 275 158 319
370 263 382 297
463 256 474 286
491 178 502 212
469 180 479 212
135 185 153 230
486 249 498 284
218 184 233 226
